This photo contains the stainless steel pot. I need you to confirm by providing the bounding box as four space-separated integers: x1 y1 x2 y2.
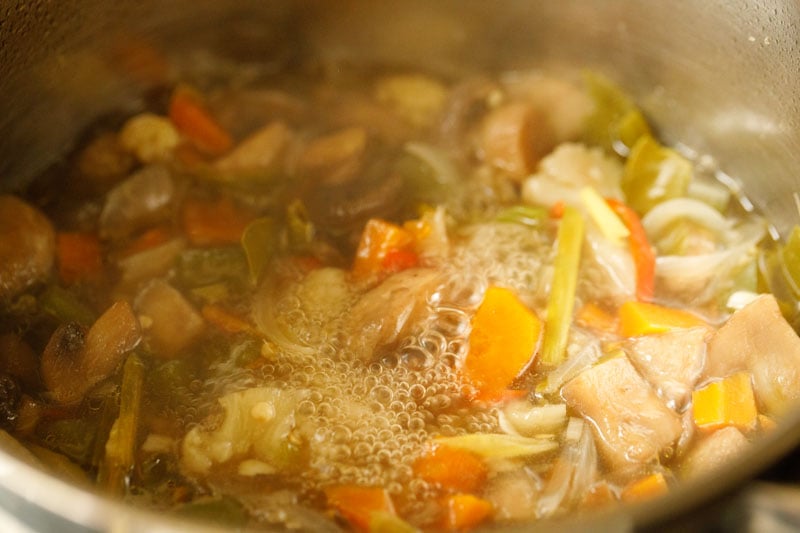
1 1 799 531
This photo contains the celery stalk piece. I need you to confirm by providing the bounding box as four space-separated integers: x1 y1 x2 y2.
495 205 548 227
781 226 800 290
99 354 144 495
39 285 96 326
582 71 651 156
241 217 276 283
622 135 692 215
540 206 585 366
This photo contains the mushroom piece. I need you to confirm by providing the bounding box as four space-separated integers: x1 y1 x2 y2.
42 300 141 404
0 195 56 303
134 279 205 358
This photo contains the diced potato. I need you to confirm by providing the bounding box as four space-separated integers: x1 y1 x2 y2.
626 326 708 410
692 372 757 431
679 426 748 480
135 280 204 357
562 356 682 469
704 294 800 417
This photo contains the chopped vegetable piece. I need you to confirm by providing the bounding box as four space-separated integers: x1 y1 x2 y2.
780 225 800 290
495 205 547 227
433 433 557 460
605 198 656 301
618 300 706 337
120 226 171 258
135 280 204 357
412 445 488 493
298 127 366 184
324 485 395 532
42 300 141 405
168 85 233 156
692 372 758 431
201 304 251 334
582 71 651 156
98 354 144 495
580 187 629 246
182 196 254 246
119 113 180 163
441 493 493 532
500 401 567 436
464 286 542 402
575 302 617 333
241 217 277 283
39 284 96 326
374 74 447 128
56 232 103 285
381 248 419 273
622 135 692 215
369 511 421 533
620 472 668 502
540 206 585 365
352 218 415 279
480 102 550 180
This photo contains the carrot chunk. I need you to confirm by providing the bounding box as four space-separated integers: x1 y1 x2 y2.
56 232 103 284
182 197 253 246
200 304 252 334
352 218 415 279
692 372 758 431
412 445 488 493
441 493 493 531
168 84 232 156
621 472 669 502
324 485 395 532
464 286 541 402
618 300 705 337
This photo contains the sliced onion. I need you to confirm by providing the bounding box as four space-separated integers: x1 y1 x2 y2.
641 197 729 244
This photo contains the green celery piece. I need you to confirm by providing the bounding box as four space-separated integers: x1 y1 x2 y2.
286 199 315 250
241 217 276 283
781 225 800 290
98 353 144 495
39 285 96 326
495 205 547 227
583 71 651 156
622 135 692 215
540 206 585 366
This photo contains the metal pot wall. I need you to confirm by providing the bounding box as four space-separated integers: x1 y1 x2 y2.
0 1 799 531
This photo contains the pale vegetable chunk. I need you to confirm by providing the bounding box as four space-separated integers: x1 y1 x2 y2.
626 326 708 410
344 268 440 361
135 280 204 357
215 121 292 175
119 113 180 163
99 165 175 240
181 387 306 475
562 356 683 469
479 102 552 180
704 294 800 416
0 195 55 302
679 426 748 480
42 300 141 404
